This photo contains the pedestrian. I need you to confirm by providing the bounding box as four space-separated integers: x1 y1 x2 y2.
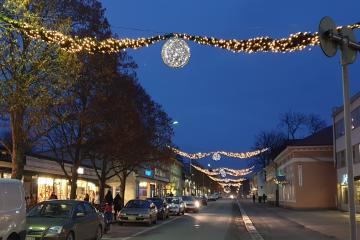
49 191 58 200
252 194 256 203
105 190 113 205
84 193 90 202
104 202 113 232
262 193 267 203
113 193 123 220
258 195 262 203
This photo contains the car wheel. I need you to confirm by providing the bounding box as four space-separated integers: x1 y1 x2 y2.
66 232 75 240
7 233 20 240
96 226 102 240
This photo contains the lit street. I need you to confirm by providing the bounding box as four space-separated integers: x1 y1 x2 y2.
104 199 250 240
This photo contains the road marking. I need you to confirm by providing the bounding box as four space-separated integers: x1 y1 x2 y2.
237 200 264 240
103 216 182 240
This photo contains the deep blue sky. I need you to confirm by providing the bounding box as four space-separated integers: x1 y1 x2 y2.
101 0 360 169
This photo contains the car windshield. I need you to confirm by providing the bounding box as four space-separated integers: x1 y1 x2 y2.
125 200 150 209
166 198 179 204
182 196 194 201
27 202 73 218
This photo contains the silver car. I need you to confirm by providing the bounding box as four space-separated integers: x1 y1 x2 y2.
118 200 157 226
165 197 185 215
182 196 200 213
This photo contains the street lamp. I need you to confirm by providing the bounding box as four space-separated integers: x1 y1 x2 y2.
319 16 359 240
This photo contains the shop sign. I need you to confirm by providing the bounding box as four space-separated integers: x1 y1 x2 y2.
145 169 152 177
341 174 348 185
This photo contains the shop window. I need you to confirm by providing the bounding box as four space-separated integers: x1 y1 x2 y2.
342 186 348 204
355 180 360 205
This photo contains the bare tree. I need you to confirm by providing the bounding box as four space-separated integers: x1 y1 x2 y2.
280 111 307 139
253 130 286 167
306 114 327 134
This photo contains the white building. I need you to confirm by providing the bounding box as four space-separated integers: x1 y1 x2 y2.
333 91 360 212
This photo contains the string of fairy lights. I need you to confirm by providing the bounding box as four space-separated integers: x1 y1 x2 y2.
191 164 253 177
1 11 359 56
171 147 268 160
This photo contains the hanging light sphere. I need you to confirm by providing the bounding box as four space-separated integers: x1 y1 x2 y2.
161 38 190 68
220 169 226 178
224 186 231 193
212 152 221 161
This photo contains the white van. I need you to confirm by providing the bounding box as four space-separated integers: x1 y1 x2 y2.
0 179 26 240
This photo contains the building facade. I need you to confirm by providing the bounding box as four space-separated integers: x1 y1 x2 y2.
333 91 360 212
273 127 337 209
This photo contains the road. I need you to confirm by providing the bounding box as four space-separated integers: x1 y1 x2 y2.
103 198 251 240
103 199 339 240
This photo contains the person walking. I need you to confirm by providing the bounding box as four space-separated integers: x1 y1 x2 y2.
252 194 256 203
105 190 113 205
262 193 267 203
84 193 90 202
113 193 123 220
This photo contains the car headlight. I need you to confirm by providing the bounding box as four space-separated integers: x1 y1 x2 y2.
119 212 127 216
46 226 63 235
195 201 200 208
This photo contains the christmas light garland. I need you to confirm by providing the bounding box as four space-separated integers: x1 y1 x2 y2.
208 175 245 183
1 12 359 54
191 164 253 177
172 147 268 160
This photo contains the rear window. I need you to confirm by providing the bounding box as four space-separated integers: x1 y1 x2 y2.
125 200 150 208
166 198 179 204
0 182 23 211
182 196 193 201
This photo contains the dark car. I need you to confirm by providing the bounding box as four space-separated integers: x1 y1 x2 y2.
146 198 169 220
198 196 208 206
26 200 105 240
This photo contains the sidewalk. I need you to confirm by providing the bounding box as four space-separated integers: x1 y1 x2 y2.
240 199 360 240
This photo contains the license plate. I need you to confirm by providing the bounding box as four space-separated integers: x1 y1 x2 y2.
128 216 137 220
26 236 36 240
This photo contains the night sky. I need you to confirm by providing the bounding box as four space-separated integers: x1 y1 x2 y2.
101 0 360 170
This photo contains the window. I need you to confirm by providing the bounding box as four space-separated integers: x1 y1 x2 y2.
84 203 96 214
352 106 360 129
74 204 86 217
335 119 345 139
337 151 346 169
298 165 303 187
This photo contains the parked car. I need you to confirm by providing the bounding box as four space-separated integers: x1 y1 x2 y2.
198 196 208 206
146 198 169 220
165 197 185 216
0 179 26 240
26 200 105 240
182 196 200 213
118 199 157 226
208 193 218 201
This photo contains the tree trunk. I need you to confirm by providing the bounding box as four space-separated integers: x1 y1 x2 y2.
99 179 106 203
119 171 127 207
10 109 25 180
70 166 78 199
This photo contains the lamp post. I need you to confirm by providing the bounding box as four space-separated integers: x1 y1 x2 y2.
319 16 359 240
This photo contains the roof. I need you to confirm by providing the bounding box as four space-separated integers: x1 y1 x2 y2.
333 90 360 116
288 126 333 147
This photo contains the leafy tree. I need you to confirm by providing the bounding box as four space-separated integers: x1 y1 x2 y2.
0 0 80 179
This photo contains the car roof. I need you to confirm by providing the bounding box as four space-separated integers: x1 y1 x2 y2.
41 200 85 205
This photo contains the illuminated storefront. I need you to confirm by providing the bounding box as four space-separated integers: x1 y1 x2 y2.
36 176 98 202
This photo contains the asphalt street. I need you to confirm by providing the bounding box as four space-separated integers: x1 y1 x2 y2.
103 198 251 240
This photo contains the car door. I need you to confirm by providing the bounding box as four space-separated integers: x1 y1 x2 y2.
83 202 99 238
73 203 89 240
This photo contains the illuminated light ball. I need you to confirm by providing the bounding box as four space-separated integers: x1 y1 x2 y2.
161 38 190 68
224 186 231 193
220 169 226 178
212 152 221 161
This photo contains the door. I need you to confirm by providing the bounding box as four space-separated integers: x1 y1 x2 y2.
83 202 99 237
73 203 89 240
